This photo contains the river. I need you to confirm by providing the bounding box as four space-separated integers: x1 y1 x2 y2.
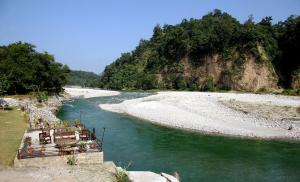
57 92 300 182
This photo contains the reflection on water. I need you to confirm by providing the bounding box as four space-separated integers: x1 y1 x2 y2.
57 92 300 182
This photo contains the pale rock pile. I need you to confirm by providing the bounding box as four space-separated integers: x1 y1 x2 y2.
1 96 64 127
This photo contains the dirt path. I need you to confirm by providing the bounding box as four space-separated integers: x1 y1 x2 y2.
0 163 117 182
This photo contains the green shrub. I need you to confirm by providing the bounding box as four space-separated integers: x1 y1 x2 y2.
116 162 132 182
79 142 87 150
116 170 131 182
67 155 77 165
201 76 215 91
33 91 48 103
3 106 13 111
282 89 300 96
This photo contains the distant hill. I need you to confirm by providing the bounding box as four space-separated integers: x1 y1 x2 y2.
68 70 100 87
99 9 300 92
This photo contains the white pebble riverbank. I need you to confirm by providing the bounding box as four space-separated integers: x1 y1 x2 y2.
100 91 300 140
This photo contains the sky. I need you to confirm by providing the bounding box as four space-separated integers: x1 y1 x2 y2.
0 0 299 73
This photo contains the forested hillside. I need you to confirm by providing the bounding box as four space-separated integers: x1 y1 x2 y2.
0 42 70 95
68 70 99 87
99 10 300 92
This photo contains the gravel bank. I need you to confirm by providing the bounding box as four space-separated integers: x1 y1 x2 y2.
100 91 300 140
64 87 120 98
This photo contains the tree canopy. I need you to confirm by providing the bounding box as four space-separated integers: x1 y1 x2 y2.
273 15 300 87
0 42 70 95
99 10 299 90
68 70 100 87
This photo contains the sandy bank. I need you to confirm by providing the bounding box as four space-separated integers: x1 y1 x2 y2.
64 87 120 98
99 91 300 140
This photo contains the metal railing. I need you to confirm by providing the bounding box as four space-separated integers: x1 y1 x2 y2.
17 140 102 160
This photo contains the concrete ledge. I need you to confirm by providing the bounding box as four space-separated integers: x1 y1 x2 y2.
128 171 167 182
128 171 179 182
14 151 103 168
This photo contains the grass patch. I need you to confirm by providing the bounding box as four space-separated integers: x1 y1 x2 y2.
0 108 27 166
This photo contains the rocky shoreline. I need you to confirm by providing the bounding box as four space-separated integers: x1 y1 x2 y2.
1 94 69 129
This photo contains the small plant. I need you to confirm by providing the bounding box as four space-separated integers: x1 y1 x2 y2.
67 155 77 165
79 142 86 153
116 170 131 182
116 162 132 182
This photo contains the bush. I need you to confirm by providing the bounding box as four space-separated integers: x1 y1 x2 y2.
67 155 77 165
282 89 300 96
33 91 48 103
116 169 131 182
79 142 87 151
3 106 13 111
116 162 132 182
201 76 215 91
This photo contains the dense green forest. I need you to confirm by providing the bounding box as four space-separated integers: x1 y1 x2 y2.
0 42 70 95
1 10 299 94
99 10 300 91
68 70 99 87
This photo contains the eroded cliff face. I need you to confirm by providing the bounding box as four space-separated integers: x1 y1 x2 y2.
179 51 278 92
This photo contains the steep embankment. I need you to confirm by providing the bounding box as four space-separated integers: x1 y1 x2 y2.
178 52 278 92
99 10 299 92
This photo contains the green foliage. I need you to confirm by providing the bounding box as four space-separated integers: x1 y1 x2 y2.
79 142 87 150
0 74 10 95
99 10 299 91
273 15 300 87
116 162 132 182
67 155 78 165
186 76 199 91
68 70 100 87
282 89 300 96
116 170 131 182
0 42 70 95
201 76 215 91
33 91 48 103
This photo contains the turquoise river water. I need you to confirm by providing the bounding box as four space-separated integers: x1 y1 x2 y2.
56 92 300 182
